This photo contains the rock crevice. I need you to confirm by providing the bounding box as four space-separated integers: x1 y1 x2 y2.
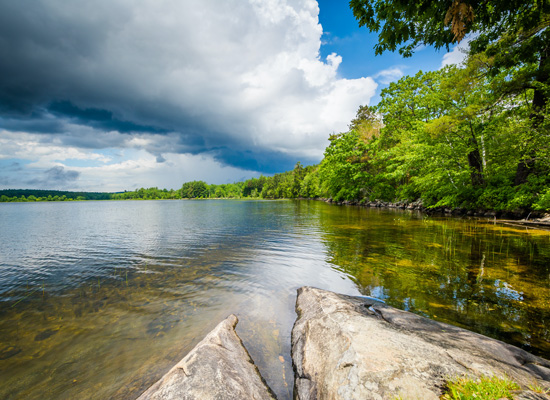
136 314 276 400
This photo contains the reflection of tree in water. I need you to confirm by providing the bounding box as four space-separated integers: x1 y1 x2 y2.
467 236 484 289
317 209 550 357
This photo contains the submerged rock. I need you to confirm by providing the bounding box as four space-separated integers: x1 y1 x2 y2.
0 345 21 360
34 328 59 341
137 314 275 400
292 286 550 400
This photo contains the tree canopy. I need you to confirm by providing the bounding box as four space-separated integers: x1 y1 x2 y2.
350 0 550 184
349 0 549 58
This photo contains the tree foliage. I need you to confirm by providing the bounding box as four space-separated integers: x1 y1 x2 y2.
349 0 550 184
349 0 549 58
0 189 112 202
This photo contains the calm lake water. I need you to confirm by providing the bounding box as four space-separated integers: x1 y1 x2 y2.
1 200 549 399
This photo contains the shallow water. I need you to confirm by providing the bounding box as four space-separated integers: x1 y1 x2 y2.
0 200 549 399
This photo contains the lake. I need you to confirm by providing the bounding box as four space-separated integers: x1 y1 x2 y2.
1 200 549 399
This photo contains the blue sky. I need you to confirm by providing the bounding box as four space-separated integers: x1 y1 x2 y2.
319 0 410 78
317 0 460 100
0 0 466 192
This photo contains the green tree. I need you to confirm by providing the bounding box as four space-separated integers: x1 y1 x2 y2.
369 55 547 209
349 0 549 58
181 181 209 198
300 167 321 198
291 162 306 197
242 176 267 197
319 130 371 201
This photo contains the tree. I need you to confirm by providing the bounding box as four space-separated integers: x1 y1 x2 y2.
349 0 550 184
181 181 209 198
242 176 266 197
291 162 306 197
300 167 321 198
319 130 372 201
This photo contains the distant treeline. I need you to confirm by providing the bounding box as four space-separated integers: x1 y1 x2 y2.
176 165 317 200
0 189 112 202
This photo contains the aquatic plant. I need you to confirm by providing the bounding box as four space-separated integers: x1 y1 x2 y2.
441 375 520 400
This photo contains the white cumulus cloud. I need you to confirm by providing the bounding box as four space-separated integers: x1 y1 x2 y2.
373 67 405 85
441 37 472 68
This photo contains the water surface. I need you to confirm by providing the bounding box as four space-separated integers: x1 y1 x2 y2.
0 200 549 399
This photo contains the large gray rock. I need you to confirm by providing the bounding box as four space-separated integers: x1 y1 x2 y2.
137 314 275 400
292 286 550 400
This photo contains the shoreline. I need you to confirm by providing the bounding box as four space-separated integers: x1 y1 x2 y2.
3 195 549 229
318 197 550 227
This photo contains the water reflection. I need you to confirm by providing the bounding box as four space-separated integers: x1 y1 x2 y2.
0 200 549 399
318 207 550 357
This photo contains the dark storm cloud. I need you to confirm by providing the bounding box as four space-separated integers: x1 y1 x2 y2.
0 1 114 114
0 1 236 159
208 147 314 174
0 113 66 134
47 101 169 134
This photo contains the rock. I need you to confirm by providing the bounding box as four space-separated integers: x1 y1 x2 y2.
137 314 275 400
292 287 550 400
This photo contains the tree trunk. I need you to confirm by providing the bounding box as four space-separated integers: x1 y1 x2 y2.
514 159 534 186
467 129 484 187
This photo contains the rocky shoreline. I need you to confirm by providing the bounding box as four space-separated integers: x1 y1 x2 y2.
136 287 550 400
319 198 550 228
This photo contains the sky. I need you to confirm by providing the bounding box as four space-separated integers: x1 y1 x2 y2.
0 0 468 192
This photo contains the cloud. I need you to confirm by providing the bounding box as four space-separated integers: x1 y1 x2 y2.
44 166 80 182
48 101 169 134
26 166 80 188
7 162 22 171
373 67 405 84
441 37 472 68
71 151 263 192
0 0 377 177
0 130 112 164
0 130 263 191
